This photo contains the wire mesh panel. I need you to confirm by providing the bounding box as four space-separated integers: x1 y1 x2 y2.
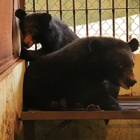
24 0 140 41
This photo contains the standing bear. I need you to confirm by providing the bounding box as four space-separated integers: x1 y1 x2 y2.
15 9 78 61
23 37 139 111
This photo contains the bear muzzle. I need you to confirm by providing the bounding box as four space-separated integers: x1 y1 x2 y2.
23 34 34 48
119 74 137 89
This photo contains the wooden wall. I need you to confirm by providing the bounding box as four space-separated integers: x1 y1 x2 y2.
0 60 25 140
0 0 25 139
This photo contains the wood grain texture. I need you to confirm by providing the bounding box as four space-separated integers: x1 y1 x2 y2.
21 111 140 120
0 60 25 140
0 0 13 63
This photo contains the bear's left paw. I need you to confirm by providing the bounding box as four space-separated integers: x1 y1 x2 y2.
86 104 101 111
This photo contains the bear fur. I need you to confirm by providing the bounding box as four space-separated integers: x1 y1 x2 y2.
15 9 78 61
15 9 120 110
23 37 139 111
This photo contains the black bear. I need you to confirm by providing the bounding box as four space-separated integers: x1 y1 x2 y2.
23 37 139 111
15 9 121 106
15 9 78 61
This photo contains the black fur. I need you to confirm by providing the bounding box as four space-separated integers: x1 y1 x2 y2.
23 37 139 111
15 9 78 61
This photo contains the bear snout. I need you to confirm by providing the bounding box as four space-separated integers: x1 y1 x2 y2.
127 73 137 87
127 78 137 87
23 34 34 48
119 75 137 89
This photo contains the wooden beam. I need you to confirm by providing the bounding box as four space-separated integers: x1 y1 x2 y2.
21 111 140 120
118 96 140 101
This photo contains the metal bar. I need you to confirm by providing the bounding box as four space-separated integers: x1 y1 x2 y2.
25 7 140 12
32 0 36 12
32 0 37 50
46 0 49 13
21 111 140 120
112 0 115 37
126 0 129 41
72 0 76 33
85 0 88 37
59 0 62 20
99 0 102 36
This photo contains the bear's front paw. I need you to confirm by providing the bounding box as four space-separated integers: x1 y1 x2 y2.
86 104 101 111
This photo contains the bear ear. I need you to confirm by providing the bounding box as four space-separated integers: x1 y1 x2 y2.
15 9 27 19
128 38 139 52
89 39 106 54
40 13 52 22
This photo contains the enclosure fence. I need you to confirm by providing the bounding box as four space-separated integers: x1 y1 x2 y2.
24 0 140 42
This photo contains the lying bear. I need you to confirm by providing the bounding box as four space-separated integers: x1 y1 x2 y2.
23 37 139 111
15 9 78 61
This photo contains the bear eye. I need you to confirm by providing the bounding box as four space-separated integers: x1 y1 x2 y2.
119 64 125 69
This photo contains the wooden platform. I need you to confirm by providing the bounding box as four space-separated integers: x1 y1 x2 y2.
20 99 140 121
21 100 140 140
20 101 140 120
21 110 140 120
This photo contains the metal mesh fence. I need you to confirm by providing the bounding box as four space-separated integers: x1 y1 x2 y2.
24 0 140 42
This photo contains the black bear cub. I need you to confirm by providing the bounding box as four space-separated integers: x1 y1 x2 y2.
15 9 78 61
23 37 139 111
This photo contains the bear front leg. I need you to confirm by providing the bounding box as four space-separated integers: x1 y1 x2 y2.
107 95 121 110
102 80 121 110
98 94 121 111
103 80 120 99
20 48 46 61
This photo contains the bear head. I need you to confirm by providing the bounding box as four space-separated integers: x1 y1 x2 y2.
15 9 52 48
89 37 139 89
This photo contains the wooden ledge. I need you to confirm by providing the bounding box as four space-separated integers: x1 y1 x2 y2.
118 96 140 101
21 111 140 120
21 101 140 121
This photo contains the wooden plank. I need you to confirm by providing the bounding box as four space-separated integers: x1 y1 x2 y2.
0 60 25 140
118 96 140 101
21 111 140 120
